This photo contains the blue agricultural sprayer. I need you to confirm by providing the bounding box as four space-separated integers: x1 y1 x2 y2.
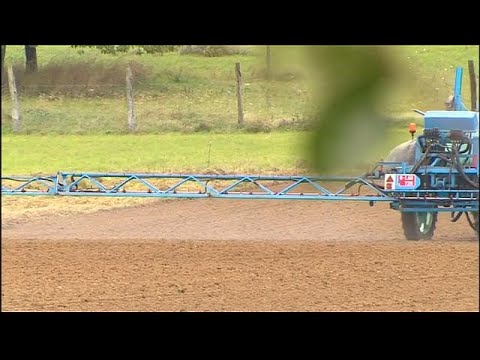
2 66 479 240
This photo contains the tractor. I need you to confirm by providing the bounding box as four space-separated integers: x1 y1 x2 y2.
382 65 479 239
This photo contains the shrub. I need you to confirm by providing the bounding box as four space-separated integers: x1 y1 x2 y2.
180 45 251 57
2 60 150 97
243 120 272 133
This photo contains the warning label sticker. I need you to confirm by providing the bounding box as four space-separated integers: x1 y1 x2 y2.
384 174 396 190
384 174 421 191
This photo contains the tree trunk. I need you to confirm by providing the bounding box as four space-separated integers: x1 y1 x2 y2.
25 45 38 73
1 45 5 79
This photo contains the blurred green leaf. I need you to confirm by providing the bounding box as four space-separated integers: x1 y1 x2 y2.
304 46 397 174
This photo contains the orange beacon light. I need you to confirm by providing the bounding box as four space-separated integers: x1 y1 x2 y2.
408 123 417 139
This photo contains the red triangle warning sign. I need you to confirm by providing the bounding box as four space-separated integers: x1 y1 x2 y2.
386 175 394 183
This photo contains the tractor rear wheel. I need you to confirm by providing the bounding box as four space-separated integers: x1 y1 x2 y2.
474 212 479 235
401 210 437 240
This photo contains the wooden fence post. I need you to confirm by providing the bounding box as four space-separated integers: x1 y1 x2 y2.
7 66 21 132
468 60 477 111
126 65 136 132
265 46 272 108
266 46 272 81
235 62 244 126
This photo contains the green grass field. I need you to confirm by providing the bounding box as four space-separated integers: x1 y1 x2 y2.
2 129 411 175
1 133 306 175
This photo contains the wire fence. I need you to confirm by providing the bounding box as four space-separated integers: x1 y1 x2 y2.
1 66 313 135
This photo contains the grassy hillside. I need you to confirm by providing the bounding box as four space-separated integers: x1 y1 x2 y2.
393 45 479 113
2 45 478 134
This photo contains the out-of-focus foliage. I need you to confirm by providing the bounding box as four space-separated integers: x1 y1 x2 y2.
308 46 398 173
271 46 399 174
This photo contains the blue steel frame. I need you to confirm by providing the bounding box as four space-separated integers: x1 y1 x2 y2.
453 67 469 111
2 170 478 213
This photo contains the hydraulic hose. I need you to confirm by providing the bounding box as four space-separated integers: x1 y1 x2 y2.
411 143 433 174
451 143 479 189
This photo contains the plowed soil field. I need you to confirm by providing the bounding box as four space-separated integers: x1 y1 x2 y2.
2 199 478 311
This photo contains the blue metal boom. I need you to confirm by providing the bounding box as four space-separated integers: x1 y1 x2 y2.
2 171 478 214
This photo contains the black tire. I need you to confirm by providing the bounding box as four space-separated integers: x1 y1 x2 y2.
474 212 479 235
401 211 437 240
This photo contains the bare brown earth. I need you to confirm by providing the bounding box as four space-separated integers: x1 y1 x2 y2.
1 199 478 312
